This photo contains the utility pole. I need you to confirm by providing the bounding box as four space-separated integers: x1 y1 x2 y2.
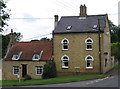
98 19 101 74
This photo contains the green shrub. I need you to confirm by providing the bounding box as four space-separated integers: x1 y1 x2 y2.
42 61 56 79
24 74 32 80
111 42 120 61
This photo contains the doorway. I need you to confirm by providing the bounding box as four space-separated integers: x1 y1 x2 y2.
22 64 27 77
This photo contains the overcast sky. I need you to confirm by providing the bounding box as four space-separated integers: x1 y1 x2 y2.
3 0 120 41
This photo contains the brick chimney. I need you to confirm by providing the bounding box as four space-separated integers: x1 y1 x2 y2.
80 4 87 17
54 15 59 28
10 29 14 44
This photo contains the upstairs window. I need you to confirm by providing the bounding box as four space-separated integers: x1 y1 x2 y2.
32 54 40 61
61 55 69 68
12 55 18 60
61 38 69 50
85 55 94 69
12 51 22 60
85 37 93 50
13 66 19 75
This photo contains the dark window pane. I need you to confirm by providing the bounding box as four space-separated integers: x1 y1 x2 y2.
36 66 42 74
87 60 90 67
87 39 92 42
87 45 92 49
64 62 68 66
63 45 68 49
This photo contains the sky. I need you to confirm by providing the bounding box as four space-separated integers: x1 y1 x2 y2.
3 0 120 41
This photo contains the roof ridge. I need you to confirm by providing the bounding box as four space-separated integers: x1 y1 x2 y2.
15 41 52 43
61 14 107 18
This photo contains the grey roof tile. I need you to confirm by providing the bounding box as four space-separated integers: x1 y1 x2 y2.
54 14 106 33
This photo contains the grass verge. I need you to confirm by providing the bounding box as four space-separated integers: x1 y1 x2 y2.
2 74 107 86
114 64 120 69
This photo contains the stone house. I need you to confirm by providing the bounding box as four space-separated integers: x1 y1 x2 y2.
53 5 113 76
2 30 52 80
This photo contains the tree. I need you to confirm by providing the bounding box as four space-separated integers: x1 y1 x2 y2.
109 20 119 43
2 32 23 58
40 37 51 41
111 42 120 61
13 32 23 42
0 0 10 32
42 61 56 79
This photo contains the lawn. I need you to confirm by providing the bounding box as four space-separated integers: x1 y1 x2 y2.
2 74 107 86
114 64 120 69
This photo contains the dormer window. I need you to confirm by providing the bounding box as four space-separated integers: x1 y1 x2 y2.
67 26 72 30
12 55 19 60
32 50 43 61
32 54 40 61
12 51 22 60
93 25 97 30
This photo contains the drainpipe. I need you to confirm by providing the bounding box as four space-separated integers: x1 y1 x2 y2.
98 19 102 74
52 30 54 61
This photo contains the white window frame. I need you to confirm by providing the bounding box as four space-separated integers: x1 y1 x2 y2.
12 55 19 60
61 38 69 50
66 26 72 30
36 66 43 75
12 51 22 60
61 55 69 68
13 66 19 75
32 54 40 61
85 37 93 50
85 55 94 69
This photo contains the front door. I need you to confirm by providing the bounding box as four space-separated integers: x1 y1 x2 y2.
22 64 27 77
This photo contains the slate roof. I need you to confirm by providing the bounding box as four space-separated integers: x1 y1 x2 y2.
4 41 52 61
54 14 107 33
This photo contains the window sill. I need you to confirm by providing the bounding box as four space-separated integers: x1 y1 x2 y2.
86 49 92 51
12 59 19 60
62 66 69 69
13 74 18 75
36 74 42 75
32 59 40 61
86 67 93 69
62 49 68 51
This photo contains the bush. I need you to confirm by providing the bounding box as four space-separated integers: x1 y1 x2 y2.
111 42 120 61
24 74 32 80
42 61 56 79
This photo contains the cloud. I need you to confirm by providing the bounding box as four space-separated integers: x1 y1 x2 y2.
22 13 37 23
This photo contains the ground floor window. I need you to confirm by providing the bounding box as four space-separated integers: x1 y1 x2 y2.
61 55 69 68
36 66 43 75
86 60 93 67
85 55 94 69
13 66 19 75
105 59 108 67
